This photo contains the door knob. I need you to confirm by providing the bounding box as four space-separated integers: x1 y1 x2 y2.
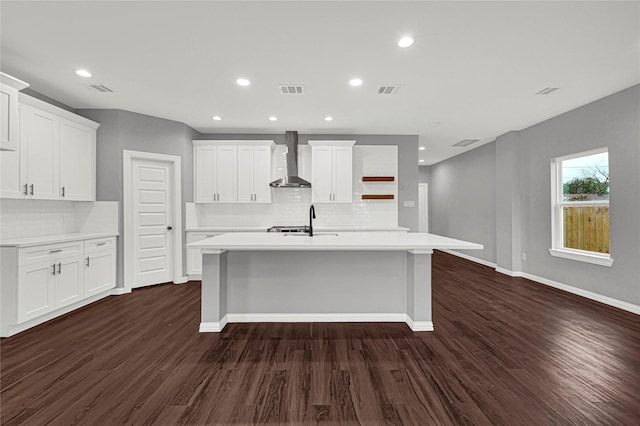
167 226 173 230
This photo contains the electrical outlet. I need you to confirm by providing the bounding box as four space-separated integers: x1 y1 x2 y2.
521 252 527 261
403 201 415 208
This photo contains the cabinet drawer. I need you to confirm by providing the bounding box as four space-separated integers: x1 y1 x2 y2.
18 241 83 266
186 232 221 243
84 237 116 254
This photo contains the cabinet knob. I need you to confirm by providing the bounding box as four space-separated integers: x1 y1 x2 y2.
167 226 173 230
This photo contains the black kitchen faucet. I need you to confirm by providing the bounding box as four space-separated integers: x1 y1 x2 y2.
309 205 316 236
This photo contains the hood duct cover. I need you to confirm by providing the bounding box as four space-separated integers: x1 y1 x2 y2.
269 131 312 188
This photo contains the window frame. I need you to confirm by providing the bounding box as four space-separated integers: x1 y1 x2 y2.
549 148 613 267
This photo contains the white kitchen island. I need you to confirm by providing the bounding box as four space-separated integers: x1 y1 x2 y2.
188 232 482 332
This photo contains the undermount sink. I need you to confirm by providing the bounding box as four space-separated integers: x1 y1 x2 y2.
283 233 339 237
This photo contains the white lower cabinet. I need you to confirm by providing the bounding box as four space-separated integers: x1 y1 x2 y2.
1 235 117 337
53 254 84 308
17 262 55 323
84 249 116 297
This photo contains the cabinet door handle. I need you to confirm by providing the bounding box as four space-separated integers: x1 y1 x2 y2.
29 184 34 196
61 186 65 197
57 263 61 274
97 242 107 246
86 257 90 267
49 249 63 254
51 264 56 276
23 184 28 196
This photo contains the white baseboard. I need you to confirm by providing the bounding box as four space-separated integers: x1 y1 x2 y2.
521 273 640 315
174 276 189 284
200 315 228 332
439 249 497 268
495 267 523 277
405 316 434 331
110 288 131 296
198 313 435 333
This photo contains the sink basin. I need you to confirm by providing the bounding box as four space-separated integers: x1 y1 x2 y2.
283 233 339 237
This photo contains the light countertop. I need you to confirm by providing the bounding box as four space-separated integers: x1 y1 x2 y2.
186 226 410 232
187 232 482 252
0 232 119 248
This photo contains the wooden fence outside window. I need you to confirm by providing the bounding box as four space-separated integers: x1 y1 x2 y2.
563 206 610 254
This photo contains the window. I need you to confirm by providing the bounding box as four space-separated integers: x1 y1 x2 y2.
550 148 612 266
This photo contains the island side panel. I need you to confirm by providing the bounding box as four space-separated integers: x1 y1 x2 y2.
225 251 406 316
200 251 228 332
407 250 434 331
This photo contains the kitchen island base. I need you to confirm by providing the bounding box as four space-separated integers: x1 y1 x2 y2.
200 249 433 332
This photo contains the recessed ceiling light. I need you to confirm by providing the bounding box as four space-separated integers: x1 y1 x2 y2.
75 69 92 78
236 78 250 86
212 116 222 121
324 116 334 121
398 36 414 48
419 159 425 163
349 78 363 87
419 147 425 151
268 116 278 121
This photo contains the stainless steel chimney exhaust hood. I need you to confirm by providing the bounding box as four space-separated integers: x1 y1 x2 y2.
269 131 312 188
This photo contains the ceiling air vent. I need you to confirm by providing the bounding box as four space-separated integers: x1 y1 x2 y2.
453 139 480 147
536 87 559 95
377 85 400 95
279 85 304 94
89 84 114 93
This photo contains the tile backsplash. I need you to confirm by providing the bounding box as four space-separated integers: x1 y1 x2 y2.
192 145 399 228
0 200 118 239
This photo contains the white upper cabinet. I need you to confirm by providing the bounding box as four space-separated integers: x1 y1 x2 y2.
194 140 273 204
237 143 273 203
309 140 355 203
59 118 96 201
0 94 98 201
20 104 60 200
0 72 29 152
194 143 238 203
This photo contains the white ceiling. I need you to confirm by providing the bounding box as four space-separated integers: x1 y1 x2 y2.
1 1 638 165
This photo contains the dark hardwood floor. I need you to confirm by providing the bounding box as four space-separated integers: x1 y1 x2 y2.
2 251 639 425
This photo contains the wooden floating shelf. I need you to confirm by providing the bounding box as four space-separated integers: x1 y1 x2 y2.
362 176 395 182
362 194 395 200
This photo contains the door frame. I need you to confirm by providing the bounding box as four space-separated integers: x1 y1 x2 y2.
418 183 429 232
123 150 183 292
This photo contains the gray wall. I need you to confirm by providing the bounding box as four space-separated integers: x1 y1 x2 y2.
418 166 431 184
200 133 421 231
428 84 640 307
429 142 497 263
76 109 200 289
517 85 640 305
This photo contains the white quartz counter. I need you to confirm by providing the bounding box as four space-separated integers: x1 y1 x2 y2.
188 231 481 252
185 226 410 232
0 232 119 248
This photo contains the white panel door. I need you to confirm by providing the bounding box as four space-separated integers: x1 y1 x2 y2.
252 145 272 203
59 119 94 201
54 255 84 308
195 146 216 203
215 145 237 203
311 146 333 203
85 251 116 296
236 145 254 203
22 106 59 200
0 106 24 198
18 262 54 323
132 159 173 288
332 147 353 203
